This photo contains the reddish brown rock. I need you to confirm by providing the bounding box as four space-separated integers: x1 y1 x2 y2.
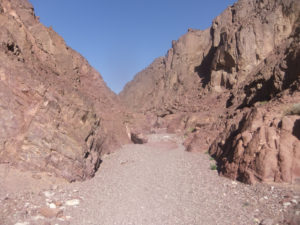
210 93 300 184
120 0 299 114
38 207 63 218
0 0 129 181
119 0 300 185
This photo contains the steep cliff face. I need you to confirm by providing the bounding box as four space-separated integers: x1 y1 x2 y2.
0 0 129 182
120 28 213 114
120 0 300 184
209 29 300 184
209 0 300 184
120 0 299 113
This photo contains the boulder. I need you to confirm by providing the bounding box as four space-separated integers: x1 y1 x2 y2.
130 131 148 144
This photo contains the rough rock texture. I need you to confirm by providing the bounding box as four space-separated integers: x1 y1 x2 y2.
2 133 299 225
120 28 212 115
130 131 148 144
120 0 299 113
209 28 300 184
210 93 300 184
0 0 129 182
120 0 300 184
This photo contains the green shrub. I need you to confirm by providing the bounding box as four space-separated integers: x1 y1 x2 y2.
210 164 217 170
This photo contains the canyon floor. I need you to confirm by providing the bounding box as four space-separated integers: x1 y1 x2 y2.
1 132 299 225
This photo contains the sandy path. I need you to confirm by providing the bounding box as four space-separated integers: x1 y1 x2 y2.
1 133 299 225
62 134 298 225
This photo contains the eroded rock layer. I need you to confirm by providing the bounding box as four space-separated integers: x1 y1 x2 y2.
0 0 129 181
120 0 300 184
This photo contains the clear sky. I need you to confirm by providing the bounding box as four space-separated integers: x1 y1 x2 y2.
29 0 237 93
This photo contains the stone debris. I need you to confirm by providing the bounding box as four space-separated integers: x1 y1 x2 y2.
130 131 148 144
291 199 298 204
254 218 260 224
54 201 63 207
38 207 63 218
32 215 45 221
43 191 54 198
49 203 57 209
0 137 299 224
65 199 80 206
259 218 274 225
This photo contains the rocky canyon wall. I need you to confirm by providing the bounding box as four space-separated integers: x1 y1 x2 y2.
120 0 300 184
0 0 129 182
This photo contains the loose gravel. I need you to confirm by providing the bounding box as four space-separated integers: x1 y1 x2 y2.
1 133 299 225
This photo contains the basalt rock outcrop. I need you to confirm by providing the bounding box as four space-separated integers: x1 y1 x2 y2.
0 0 129 182
120 0 300 184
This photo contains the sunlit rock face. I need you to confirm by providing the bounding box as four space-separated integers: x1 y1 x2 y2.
120 0 300 184
0 0 129 181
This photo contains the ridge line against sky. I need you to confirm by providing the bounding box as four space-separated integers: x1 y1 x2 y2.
29 0 237 94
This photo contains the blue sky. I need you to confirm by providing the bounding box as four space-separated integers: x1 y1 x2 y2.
29 0 236 93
